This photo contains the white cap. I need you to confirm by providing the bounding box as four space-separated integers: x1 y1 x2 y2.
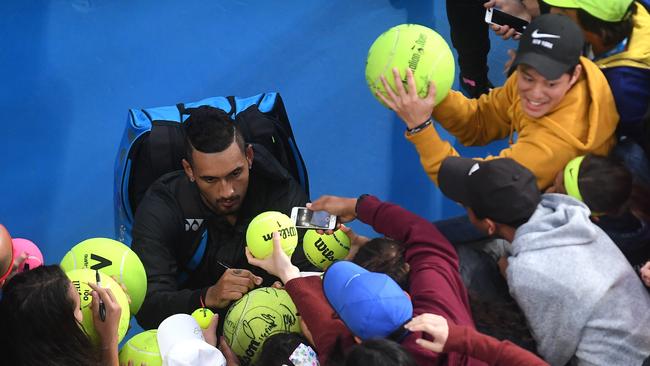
157 314 226 366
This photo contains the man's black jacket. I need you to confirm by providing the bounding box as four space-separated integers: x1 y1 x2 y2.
131 145 310 329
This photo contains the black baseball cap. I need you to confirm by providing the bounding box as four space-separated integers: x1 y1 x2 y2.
511 13 585 80
439 157 541 227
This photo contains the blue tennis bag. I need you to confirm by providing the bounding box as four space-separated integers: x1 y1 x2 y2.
114 92 310 245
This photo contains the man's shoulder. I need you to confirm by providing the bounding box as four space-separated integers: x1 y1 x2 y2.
135 170 202 222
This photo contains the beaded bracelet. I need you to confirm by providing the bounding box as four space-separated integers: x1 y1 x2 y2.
406 117 433 135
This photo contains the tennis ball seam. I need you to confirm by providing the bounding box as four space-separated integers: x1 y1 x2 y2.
125 343 160 356
230 293 252 349
373 27 401 92
120 249 128 285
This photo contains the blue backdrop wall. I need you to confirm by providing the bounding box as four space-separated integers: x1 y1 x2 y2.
1 0 513 330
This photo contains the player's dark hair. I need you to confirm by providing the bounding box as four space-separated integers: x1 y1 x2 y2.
0 265 101 366
184 105 246 165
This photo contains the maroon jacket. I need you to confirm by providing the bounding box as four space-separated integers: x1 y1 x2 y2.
445 325 548 366
286 196 538 365
356 195 483 365
285 276 354 366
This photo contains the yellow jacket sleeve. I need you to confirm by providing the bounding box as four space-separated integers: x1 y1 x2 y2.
432 76 517 146
405 122 579 189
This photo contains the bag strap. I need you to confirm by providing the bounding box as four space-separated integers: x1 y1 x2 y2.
148 121 186 178
176 228 209 285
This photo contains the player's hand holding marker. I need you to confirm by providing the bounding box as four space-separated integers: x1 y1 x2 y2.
205 268 262 309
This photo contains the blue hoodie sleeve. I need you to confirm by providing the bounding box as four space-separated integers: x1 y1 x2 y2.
601 67 650 142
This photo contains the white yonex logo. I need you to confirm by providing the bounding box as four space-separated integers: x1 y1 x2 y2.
531 29 561 39
468 163 480 176
185 219 204 231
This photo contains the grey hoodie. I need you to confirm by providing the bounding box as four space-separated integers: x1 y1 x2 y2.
508 193 650 366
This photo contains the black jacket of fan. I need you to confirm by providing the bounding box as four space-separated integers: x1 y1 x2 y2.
131 145 310 330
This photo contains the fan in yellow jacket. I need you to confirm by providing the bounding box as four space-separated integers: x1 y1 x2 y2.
379 14 619 190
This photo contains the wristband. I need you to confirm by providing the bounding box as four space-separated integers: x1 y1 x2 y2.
199 287 208 308
355 194 370 216
406 117 433 135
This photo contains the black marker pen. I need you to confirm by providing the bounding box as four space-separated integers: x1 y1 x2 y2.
95 270 106 322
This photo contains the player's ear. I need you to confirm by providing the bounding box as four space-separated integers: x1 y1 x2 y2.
246 144 254 169
182 158 195 182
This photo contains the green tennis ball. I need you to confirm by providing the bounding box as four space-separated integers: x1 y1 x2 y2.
366 24 455 107
60 237 147 314
223 287 301 366
303 230 351 270
246 211 298 259
119 330 162 366
66 268 131 345
191 307 215 329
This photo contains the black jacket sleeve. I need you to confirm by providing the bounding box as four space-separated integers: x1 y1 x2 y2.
130 185 203 329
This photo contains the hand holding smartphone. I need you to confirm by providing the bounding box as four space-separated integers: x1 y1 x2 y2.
485 8 529 35
291 207 337 230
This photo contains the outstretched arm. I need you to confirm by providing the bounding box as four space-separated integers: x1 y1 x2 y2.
406 313 548 366
309 194 459 266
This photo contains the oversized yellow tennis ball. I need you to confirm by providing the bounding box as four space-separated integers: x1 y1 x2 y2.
246 211 298 259
366 24 455 107
303 229 351 270
60 237 147 314
223 287 301 366
191 308 215 329
119 330 162 366
66 268 131 344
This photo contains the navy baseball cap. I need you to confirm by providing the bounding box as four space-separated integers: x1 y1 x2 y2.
322 261 413 341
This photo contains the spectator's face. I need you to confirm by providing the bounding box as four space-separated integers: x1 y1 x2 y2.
549 7 579 24
185 142 253 217
68 281 83 323
0 225 13 285
516 65 580 118
466 207 490 235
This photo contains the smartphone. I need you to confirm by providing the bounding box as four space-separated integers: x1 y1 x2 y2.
290 207 337 230
485 8 529 34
